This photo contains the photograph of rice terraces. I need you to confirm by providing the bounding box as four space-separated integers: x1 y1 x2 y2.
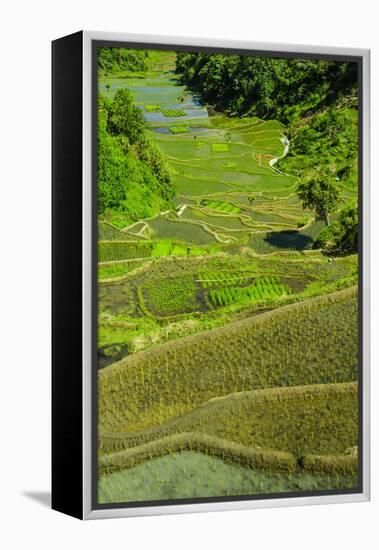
96 46 360 505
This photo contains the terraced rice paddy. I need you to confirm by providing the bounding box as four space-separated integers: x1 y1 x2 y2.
99 287 358 431
97 51 359 505
99 451 356 504
101 63 314 248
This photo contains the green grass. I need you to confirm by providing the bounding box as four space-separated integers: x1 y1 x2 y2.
99 287 358 433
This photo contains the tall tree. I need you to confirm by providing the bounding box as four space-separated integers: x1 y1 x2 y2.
313 202 358 253
298 172 342 225
107 88 146 144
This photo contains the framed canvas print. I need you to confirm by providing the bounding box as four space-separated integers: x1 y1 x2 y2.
52 31 370 520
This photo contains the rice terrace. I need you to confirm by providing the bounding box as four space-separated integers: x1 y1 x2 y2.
96 46 360 504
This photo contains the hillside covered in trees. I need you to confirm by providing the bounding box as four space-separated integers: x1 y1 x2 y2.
98 89 173 227
175 53 357 124
98 48 154 75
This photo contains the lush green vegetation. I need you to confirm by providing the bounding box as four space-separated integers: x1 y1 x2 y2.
98 260 146 281
98 48 153 76
97 90 174 225
201 199 240 214
98 239 223 262
211 143 230 152
161 108 186 117
97 253 357 375
169 125 189 134
139 275 199 316
96 48 359 503
176 52 358 253
208 276 291 307
314 202 358 253
144 104 161 112
279 105 358 183
176 53 357 124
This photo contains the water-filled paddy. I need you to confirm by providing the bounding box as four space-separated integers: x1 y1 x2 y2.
147 215 217 244
98 450 357 503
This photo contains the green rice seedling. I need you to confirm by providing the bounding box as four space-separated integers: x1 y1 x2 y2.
139 275 200 317
98 241 154 262
98 260 146 280
201 199 240 214
161 108 186 117
144 104 161 112
169 125 190 134
195 141 207 149
207 276 291 307
211 143 230 152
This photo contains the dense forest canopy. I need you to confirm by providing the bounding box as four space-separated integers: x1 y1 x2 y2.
98 48 153 75
175 53 357 124
314 202 358 254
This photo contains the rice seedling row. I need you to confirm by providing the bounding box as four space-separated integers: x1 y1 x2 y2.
98 287 358 433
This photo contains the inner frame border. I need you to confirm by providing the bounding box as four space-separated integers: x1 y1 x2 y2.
82 31 370 520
